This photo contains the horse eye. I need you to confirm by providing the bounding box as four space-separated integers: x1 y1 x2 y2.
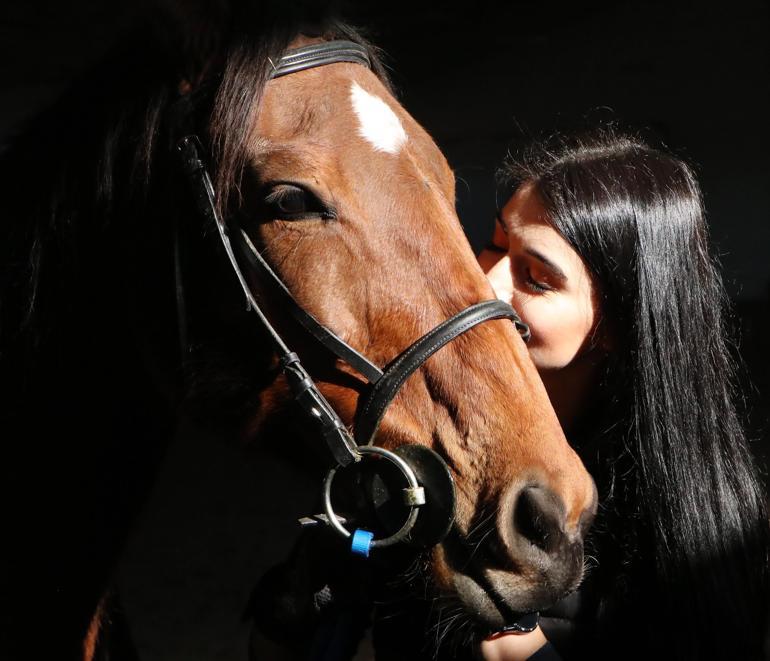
262 184 334 220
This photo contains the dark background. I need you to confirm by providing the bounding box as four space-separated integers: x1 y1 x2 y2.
2 1 768 659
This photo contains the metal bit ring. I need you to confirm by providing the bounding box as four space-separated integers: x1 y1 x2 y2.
322 445 424 549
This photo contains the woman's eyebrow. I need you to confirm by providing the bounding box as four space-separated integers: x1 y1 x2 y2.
525 248 567 279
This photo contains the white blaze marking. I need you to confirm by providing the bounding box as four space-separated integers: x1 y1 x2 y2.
350 82 407 154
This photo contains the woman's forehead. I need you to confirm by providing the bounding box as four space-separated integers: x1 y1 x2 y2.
504 187 567 252
502 182 550 227
503 185 593 284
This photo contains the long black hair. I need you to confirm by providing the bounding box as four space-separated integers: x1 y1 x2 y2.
501 130 769 660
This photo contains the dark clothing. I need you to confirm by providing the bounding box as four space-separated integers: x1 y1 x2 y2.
529 642 564 660
539 589 584 658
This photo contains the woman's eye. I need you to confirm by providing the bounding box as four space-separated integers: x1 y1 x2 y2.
524 266 552 293
262 184 335 220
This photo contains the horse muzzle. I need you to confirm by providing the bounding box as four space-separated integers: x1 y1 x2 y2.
443 479 597 628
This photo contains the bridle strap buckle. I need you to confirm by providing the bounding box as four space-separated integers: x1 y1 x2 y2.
281 352 360 468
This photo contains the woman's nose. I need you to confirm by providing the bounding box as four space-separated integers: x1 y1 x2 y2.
481 252 514 302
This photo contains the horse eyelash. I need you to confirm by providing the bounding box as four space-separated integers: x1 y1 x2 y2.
263 183 337 220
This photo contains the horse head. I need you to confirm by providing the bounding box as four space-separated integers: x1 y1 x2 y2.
174 29 597 634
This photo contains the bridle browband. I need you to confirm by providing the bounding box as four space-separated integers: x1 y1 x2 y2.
268 39 372 78
177 40 530 556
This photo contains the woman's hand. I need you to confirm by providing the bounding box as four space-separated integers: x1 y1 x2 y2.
479 627 548 661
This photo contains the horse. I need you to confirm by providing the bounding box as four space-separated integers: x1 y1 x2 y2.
0 6 596 659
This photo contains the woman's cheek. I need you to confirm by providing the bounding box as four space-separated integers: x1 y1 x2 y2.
524 297 585 370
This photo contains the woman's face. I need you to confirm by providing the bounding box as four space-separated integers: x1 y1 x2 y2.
478 183 605 427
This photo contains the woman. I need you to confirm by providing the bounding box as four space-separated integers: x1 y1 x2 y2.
476 130 769 661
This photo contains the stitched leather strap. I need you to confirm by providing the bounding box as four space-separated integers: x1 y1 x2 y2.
354 300 524 445
269 41 371 79
231 225 385 384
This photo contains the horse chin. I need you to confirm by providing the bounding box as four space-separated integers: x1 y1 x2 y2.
432 544 583 632
449 570 570 631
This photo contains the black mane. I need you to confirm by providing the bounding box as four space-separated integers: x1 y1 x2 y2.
0 8 387 657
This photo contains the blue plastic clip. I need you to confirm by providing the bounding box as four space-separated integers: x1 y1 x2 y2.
350 529 374 557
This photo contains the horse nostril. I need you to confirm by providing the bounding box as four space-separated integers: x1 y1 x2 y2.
513 485 566 554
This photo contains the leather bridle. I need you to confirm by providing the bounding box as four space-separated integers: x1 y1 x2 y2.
176 40 530 557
